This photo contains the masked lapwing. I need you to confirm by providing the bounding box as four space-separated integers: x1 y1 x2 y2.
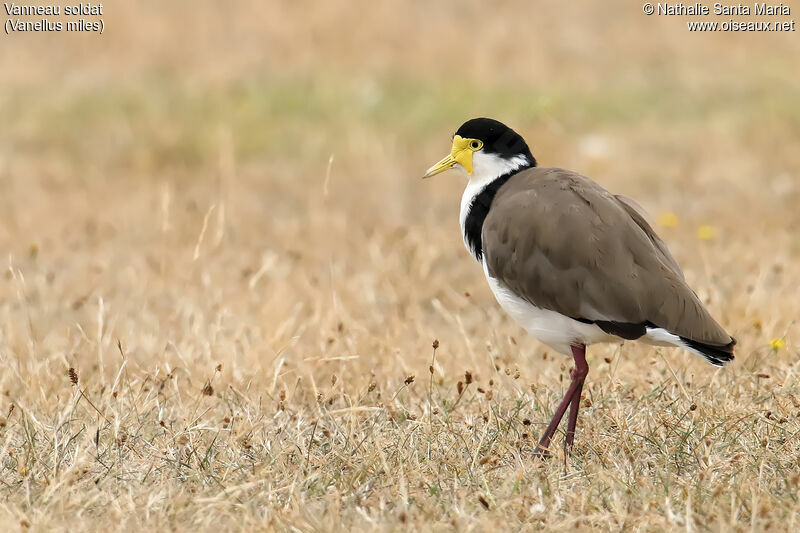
423 118 735 455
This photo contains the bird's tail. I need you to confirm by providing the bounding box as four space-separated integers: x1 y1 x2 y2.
643 326 736 367
678 336 736 367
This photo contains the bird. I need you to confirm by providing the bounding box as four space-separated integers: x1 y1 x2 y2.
423 117 735 456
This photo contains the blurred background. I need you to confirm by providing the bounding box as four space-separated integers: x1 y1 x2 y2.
2 0 799 402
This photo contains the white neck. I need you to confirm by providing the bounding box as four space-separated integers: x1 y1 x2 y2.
458 152 531 256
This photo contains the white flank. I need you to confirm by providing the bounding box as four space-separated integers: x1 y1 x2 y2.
484 265 618 355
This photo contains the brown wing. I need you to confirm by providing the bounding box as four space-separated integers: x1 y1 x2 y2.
481 167 732 346
614 194 685 281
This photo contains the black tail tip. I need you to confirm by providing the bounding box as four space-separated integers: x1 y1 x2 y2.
680 336 736 367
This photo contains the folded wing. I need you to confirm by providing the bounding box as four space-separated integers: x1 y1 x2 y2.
481 167 733 347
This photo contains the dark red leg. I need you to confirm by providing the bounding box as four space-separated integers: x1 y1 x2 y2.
565 354 588 448
535 344 589 456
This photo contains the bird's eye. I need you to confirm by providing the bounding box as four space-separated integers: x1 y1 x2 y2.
470 140 482 150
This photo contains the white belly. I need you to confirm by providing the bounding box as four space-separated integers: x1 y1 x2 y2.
483 262 619 355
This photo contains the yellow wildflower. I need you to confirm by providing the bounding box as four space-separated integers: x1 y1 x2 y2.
769 338 785 351
697 225 716 240
658 212 679 228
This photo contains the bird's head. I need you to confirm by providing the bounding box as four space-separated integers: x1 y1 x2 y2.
423 118 536 182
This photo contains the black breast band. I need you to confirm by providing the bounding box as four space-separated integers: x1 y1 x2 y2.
463 173 514 261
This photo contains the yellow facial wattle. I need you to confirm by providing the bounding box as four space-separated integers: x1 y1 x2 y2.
422 135 484 178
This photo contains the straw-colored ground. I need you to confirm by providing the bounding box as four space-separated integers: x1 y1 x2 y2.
2 1 799 530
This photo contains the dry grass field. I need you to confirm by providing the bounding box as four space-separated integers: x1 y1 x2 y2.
2 1 800 530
